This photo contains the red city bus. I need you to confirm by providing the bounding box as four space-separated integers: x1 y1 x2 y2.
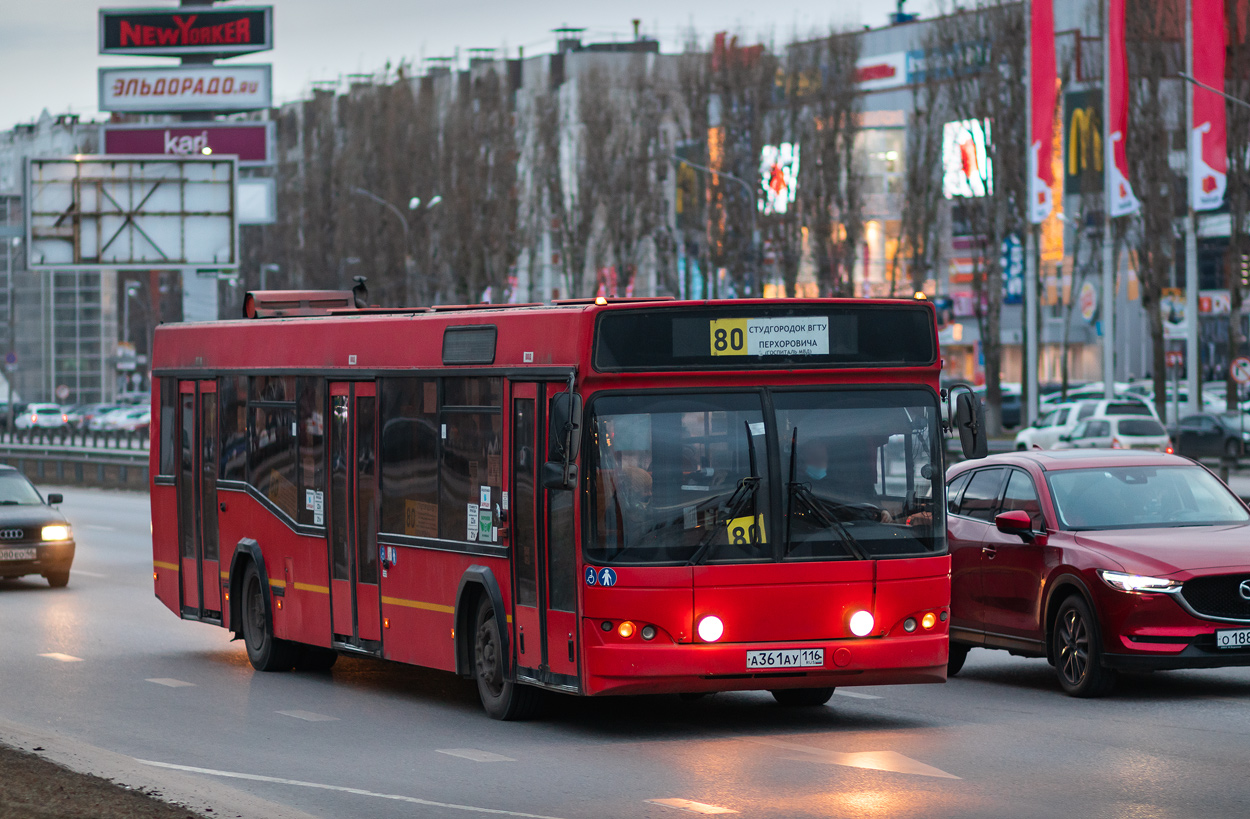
150 291 985 719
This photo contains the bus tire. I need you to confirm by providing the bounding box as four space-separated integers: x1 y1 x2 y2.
241 562 296 672
295 645 338 672
473 597 539 720
770 687 835 707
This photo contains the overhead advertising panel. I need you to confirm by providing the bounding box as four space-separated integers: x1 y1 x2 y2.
102 122 273 165
942 119 992 199
99 6 272 57
26 156 238 270
99 64 272 113
759 143 800 215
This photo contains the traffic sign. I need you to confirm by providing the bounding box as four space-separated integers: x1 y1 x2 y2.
3 352 14 365
1231 356 1250 384
55 385 70 401
1166 350 1184 368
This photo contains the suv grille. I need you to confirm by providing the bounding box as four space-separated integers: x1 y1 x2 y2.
0 528 28 541
1181 575 1250 621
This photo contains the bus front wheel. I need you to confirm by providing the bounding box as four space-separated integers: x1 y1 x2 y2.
241 562 296 672
473 597 539 720
770 687 835 707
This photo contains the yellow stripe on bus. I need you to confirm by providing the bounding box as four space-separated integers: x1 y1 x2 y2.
153 561 178 571
380 596 454 614
268 579 286 589
293 582 329 594
220 570 229 579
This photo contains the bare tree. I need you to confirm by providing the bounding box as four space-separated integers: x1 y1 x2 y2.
899 33 947 298
1124 0 1184 418
930 1 1029 434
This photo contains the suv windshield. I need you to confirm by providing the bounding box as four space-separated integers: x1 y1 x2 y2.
584 389 942 565
1047 466 1249 529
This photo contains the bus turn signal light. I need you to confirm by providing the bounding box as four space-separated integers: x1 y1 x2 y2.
921 612 937 630
617 621 636 639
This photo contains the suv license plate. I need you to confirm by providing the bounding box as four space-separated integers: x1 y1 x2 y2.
746 649 824 670
0 547 36 561
1215 628 1250 649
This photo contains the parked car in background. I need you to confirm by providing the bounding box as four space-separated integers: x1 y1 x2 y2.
111 408 150 434
1172 412 1250 459
1040 382 1135 408
0 466 74 587
946 450 1250 697
86 405 127 431
1015 403 1082 450
1053 416 1172 453
14 404 67 431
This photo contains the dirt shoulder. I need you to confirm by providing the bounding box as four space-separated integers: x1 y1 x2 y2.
0 742 202 819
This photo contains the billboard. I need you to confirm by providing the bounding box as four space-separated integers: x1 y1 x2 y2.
99 64 271 113
943 119 992 198
99 6 272 57
26 156 238 270
759 143 800 215
102 122 272 166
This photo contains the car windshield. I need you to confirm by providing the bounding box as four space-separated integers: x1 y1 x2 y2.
584 389 942 565
0 472 44 505
1046 466 1249 530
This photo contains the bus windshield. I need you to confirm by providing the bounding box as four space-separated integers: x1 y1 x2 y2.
585 389 942 565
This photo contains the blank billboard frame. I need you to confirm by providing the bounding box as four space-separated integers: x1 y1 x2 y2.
25 155 239 271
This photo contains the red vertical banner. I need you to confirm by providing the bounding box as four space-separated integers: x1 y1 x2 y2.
1191 0 1227 211
1030 0 1057 224
1108 0 1141 216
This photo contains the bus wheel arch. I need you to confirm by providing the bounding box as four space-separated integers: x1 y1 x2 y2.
227 538 269 639
454 566 510 679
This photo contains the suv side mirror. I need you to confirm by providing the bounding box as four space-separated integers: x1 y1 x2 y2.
994 509 1033 537
46 493 63 505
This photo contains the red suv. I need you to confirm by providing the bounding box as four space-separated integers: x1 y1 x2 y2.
946 450 1250 697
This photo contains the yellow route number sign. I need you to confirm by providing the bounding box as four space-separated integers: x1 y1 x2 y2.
725 514 766 545
709 318 748 356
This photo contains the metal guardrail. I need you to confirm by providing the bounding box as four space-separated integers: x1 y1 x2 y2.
0 433 149 490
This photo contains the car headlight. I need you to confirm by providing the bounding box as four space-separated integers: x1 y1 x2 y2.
41 525 70 542
1098 570 1180 593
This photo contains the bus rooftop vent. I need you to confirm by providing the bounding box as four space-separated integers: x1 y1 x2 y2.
243 290 356 318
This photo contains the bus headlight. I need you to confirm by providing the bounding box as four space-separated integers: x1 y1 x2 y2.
41 525 70 541
849 610 875 637
697 615 724 642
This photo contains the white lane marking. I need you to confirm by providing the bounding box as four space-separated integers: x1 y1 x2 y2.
647 798 738 815
437 748 516 762
134 759 568 818
39 653 83 662
146 678 195 688
72 570 107 578
82 525 115 531
745 738 960 779
834 689 881 700
276 709 339 722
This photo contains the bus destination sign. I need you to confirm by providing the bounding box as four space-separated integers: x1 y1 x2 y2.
593 305 936 371
100 6 273 57
709 316 831 357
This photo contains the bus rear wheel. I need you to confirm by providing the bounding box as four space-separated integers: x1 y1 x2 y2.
771 687 835 707
473 597 539 720
241 562 296 672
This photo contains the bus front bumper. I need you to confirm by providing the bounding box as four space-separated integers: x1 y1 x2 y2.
582 630 947 696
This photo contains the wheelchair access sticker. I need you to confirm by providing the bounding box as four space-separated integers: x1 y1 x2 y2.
586 567 617 587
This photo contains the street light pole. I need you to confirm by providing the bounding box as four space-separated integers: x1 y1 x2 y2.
350 188 441 305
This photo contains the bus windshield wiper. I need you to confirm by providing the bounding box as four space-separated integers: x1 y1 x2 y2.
785 428 867 560
687 421 763 566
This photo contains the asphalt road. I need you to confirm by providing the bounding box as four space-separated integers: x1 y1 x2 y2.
3 486 1250 819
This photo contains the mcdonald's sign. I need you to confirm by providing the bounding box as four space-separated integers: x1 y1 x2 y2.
1064 90 1104 194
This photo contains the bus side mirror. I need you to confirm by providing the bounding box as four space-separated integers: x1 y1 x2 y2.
547 392 582 462
954 390 988 460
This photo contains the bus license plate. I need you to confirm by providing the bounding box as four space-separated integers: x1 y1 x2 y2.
0 547 35 561
746 648 824 670
1215 628 1250 649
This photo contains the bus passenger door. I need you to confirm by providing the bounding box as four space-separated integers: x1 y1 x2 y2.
328 382 382 651
176 379 221 620
510 383 580 689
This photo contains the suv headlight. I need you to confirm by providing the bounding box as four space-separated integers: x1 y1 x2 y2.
41 525 70 542
1098 570 1180 593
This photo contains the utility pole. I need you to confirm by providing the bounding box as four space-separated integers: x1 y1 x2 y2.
1102 0 1116 399
1184 0 1201 415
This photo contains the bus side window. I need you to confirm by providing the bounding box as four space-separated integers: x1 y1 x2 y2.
296 378 325 526
158 377 177 476
219 376 247 482
379 378 440 538
439 377 503 544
